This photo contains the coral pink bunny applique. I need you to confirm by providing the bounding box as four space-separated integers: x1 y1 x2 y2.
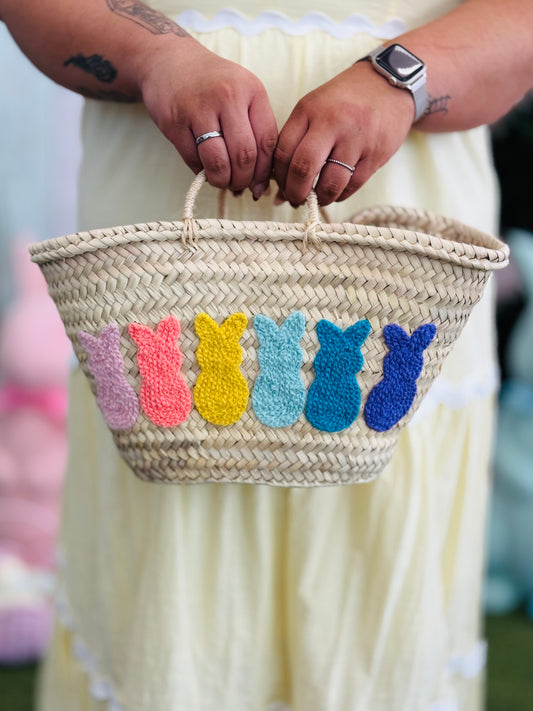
129 315 192 428
78 323 140 430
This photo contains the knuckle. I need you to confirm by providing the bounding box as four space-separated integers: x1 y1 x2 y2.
236 144 257 170
320 179 343 202
203 154 227 175
202 156 230 187
291 157 313 182
260 133 278 156
274 143 292 166
294 95 313 115
215 80 238 103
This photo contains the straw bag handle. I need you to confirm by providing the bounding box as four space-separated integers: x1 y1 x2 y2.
182 170 321 245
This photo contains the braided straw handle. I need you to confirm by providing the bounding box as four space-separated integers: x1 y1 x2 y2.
182 170 321 245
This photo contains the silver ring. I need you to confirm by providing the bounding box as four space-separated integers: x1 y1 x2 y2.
195 130 224 146
325 158 356 175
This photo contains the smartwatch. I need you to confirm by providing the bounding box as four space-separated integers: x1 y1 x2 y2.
358 44 428 122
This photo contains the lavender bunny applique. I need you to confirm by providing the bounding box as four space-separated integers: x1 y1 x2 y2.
364 323 437 432
252 311 306 427
78 323 139 430
305 319 371 432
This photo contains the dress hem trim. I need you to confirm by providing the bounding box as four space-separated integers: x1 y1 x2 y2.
53 581 488 711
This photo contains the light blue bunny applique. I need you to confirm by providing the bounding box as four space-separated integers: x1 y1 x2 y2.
305 319 371 433
364 323 437 432
252 311 306 427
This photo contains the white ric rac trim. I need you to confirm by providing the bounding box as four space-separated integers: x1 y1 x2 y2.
54 581 487 711
174 9 407 39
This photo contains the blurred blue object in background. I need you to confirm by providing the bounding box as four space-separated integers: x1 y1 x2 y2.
0 23 83 311
485 229 533 619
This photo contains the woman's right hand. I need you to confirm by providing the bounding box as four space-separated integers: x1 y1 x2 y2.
140 40 278 197
0 1 277 197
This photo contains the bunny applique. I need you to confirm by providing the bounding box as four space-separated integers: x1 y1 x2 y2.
194 313 249 426
364 323 437 432
129 315 192 428
306 319 371 433
78 323 139 430
252 311 306 427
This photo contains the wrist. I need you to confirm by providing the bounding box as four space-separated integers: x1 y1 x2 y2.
349 60 416 124
356 44 428 123
135 33 205 99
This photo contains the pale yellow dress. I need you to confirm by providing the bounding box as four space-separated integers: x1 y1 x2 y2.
38 2 500 710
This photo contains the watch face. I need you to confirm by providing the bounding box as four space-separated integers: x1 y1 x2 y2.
376 44 424 83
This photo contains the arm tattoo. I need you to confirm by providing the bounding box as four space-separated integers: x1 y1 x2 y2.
105 0 190 37
75 86 137 102
64 54 117 83
425 94 452 116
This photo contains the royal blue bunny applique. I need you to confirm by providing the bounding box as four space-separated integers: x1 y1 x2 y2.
252 311 306 427
364 323 437 432
305 319 371 433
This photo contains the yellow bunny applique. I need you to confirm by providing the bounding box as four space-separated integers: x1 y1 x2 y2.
194 313 249 426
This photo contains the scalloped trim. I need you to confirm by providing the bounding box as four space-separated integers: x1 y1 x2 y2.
54 580 487 711
55 586 125 711
174 9 407 39
410 365 500 424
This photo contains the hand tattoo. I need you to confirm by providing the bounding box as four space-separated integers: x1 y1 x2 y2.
105 0 190 36
64 54 117 83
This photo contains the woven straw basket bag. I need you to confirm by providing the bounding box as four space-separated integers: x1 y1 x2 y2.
29 171 508 486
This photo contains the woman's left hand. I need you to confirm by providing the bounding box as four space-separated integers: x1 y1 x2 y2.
273 61 415 206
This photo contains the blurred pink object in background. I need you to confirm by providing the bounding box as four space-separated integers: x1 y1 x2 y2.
0 242 72 664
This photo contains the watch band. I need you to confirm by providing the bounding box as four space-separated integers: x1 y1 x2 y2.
359 45 428 122
405 72 428 123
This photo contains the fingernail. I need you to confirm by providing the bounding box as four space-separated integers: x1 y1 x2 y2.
252 183 266 201
274 191 286 206
232 189 244 197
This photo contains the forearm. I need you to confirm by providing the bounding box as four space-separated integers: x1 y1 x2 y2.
395 0 533 131
0 0 193 102
1 0 278 193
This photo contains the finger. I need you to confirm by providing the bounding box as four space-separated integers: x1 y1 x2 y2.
248 95 278 199
192 123 231 188
280 133 332 207
273 112 308 200
337 155 375 202
314 146 359 206
219 109 258 192
162 123 203 176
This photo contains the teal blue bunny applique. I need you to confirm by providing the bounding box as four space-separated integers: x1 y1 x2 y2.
305 319 371 432
252 311 306 427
